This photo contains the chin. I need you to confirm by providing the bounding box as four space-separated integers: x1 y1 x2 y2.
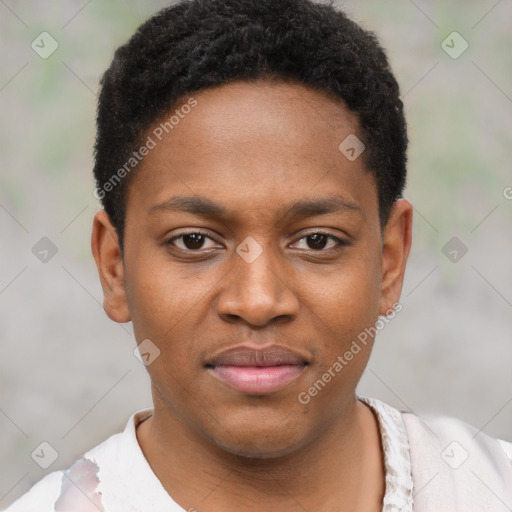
204 414 310 460
214 435 305 460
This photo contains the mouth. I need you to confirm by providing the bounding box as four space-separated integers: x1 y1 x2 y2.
205 345 309 394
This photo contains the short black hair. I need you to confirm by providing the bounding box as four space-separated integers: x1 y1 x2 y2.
93 0 407 253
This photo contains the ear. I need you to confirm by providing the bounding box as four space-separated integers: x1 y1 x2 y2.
91 210 131 323
378 198 413 316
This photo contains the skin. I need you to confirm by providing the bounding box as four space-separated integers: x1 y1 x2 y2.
91 80 413 511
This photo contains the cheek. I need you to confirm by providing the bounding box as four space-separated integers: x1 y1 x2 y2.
305 250 382 337
299 248 382 401
125 257 219 383
127 266 203 394
299 260 380 408
126 252 205 338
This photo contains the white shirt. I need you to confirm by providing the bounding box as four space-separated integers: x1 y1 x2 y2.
4 396 512 511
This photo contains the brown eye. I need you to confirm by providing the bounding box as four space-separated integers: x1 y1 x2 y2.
167 232 218 251
291 232 347 252
181 233 206 250
306 233 329 250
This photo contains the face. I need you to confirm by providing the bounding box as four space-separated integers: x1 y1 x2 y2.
92 80 412 458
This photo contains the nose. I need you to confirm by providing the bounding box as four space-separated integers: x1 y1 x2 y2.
216 242 299 327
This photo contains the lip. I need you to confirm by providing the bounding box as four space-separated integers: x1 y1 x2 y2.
205 345 309 394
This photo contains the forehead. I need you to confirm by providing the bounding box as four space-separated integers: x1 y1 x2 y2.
126 80 378 225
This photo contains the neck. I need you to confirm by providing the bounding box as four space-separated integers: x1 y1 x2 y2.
136 396 385 512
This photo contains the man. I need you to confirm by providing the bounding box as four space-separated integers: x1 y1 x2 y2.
5 0 511 510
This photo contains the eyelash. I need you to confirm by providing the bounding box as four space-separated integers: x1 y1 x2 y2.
166 230 348 254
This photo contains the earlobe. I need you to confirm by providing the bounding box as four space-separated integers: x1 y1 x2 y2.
378 199 413 316
91 210 131 323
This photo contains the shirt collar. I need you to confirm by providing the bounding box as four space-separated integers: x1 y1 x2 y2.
106 397 414 511
358 395 414 511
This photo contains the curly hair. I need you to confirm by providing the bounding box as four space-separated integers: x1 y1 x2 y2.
93 0 407 253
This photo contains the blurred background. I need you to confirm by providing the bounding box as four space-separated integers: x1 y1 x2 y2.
1 0 511 506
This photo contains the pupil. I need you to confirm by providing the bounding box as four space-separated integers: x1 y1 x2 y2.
308 234 327 250
184 233 204 250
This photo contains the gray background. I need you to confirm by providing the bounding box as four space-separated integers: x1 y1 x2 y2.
1 0 511 507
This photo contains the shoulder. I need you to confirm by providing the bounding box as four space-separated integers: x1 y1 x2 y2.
2 409 152 512
360 396 512 510
497 437 512 464
402 410 512 465
402 410 512 510
1 470 63 512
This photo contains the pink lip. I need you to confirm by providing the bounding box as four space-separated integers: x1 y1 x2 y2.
205 344 309 394
208 364 306 394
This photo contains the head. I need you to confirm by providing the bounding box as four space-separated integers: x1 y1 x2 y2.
92 0 412 458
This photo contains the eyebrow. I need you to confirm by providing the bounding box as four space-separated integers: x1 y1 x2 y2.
148 194 361 221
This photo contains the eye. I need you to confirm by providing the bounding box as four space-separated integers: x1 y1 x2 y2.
166 230 348 254
167 231 220 251
291 232 347 252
